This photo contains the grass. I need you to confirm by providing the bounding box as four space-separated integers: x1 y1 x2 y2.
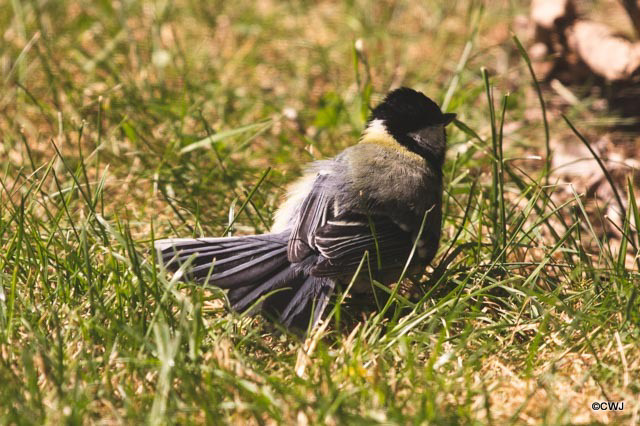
1 0 639 424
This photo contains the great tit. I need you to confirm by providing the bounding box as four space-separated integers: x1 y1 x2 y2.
155 87 456 332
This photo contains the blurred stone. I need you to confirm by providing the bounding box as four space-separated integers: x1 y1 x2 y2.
529 42 549 60
567 20 640 81
531 0 573 30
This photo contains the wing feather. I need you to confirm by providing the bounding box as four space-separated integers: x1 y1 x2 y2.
286 172 416 279
287 173 331 262
311 213 412 277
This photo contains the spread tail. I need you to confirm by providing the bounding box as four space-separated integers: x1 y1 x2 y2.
154 231 334 331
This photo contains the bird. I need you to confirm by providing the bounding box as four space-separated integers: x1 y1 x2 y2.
155 87 456 333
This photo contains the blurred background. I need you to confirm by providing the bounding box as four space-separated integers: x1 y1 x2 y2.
2 0 638 238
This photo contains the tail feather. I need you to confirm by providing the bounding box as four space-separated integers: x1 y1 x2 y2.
190 247 288 287
227 264 305 312
158 235 286 268
155 231 335 332
156 232 289 287
193 244 283 270
310 283 334 328
164 244 280 272
280 276 334 327
163 240 279 265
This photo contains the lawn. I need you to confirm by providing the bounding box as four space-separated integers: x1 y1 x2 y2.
1 0 638 424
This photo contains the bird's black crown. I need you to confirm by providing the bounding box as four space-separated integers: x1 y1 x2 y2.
370 87 456 169
371 87 454 132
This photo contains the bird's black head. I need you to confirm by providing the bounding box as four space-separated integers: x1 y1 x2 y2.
370 87 456 169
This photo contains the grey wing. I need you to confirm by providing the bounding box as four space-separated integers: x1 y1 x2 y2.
285 172 415 277
287 173 332 263
311 212 413 277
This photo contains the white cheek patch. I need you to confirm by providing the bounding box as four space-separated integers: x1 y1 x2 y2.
366 119 387 134
361 119 397 145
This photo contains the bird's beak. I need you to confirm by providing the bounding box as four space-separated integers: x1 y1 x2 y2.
443 113 457 126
